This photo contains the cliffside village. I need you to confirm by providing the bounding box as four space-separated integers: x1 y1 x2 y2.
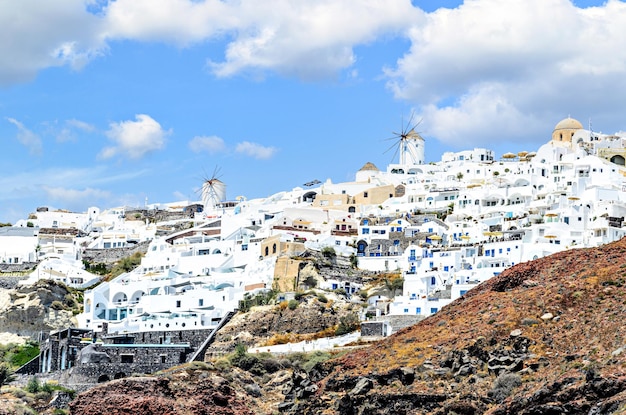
3 116 626 384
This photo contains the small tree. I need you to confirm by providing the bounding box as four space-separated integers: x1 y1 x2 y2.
321 246 336 259
349 253 358 269
336 313 360 335
384 276 404 297
0 362 15 387
26 376 41 393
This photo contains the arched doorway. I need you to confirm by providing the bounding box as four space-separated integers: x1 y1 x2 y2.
611 155 625 166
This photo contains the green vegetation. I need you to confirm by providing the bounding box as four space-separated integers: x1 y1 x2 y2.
335 312 360 336
223 344 340 377
349 253 358 269
25 376 52 394
0 362 15 387
301 275 317 289
238 289 278 312
110 251 144 278
321 246 336 259
1 341 39 368
82 261 108 275
384 276 404 297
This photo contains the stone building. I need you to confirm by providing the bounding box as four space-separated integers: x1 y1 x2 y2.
29 320 222 388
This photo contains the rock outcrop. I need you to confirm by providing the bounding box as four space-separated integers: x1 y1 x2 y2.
0 279 78 340
69 369 257 415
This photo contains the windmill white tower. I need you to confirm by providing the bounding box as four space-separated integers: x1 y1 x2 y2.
201 172 226 211
385 113 425 166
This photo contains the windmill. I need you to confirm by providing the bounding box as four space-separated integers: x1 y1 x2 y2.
384 112 425 166
199 167 226 211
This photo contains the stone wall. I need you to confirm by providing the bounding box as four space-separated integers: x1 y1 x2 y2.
82 241 151 265
0 262 38 275
369 314 424 333
15 355 40 375
387 315 424 332
0 275 29 289
360 321 387 337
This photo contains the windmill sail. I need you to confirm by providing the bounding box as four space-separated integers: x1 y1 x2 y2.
384 113 425 166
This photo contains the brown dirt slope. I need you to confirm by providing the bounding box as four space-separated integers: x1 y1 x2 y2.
285 238 626 414
69 365 259 415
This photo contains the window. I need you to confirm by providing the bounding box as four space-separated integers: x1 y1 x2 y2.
363 192 368 198
121 355 134 364
416 307 421 314
403 308 409 313
176 300 181 308
430 307 438 314
199 299 204 306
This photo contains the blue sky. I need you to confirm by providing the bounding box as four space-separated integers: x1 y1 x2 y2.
0 0 620 222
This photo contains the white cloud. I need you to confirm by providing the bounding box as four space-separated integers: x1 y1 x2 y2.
42 186 112 204
6 118 43 155
66 118 96 132
0 0 106 84
188 135 226 154
235 141 277 159
101 114 170 159
101 0 420 79
204 0 421 79
54 118 96 142
385 0 626 146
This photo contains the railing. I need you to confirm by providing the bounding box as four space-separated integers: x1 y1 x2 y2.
188 310 237 362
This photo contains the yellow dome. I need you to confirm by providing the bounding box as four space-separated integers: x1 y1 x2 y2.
554 117 583 131
552 117 583 145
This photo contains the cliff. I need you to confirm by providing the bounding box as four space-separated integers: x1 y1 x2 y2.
0 280 79 342
66 237 626 414
283 237 626 414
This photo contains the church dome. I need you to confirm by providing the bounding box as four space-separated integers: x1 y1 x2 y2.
554 117 583 131
552 117 583 145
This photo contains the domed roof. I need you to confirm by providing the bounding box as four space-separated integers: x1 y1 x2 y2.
554 117 583 131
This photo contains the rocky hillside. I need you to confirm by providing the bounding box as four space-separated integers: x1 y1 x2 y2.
0 280 80 342
283 238 626 414
206 291 363 358
43 238 626 413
